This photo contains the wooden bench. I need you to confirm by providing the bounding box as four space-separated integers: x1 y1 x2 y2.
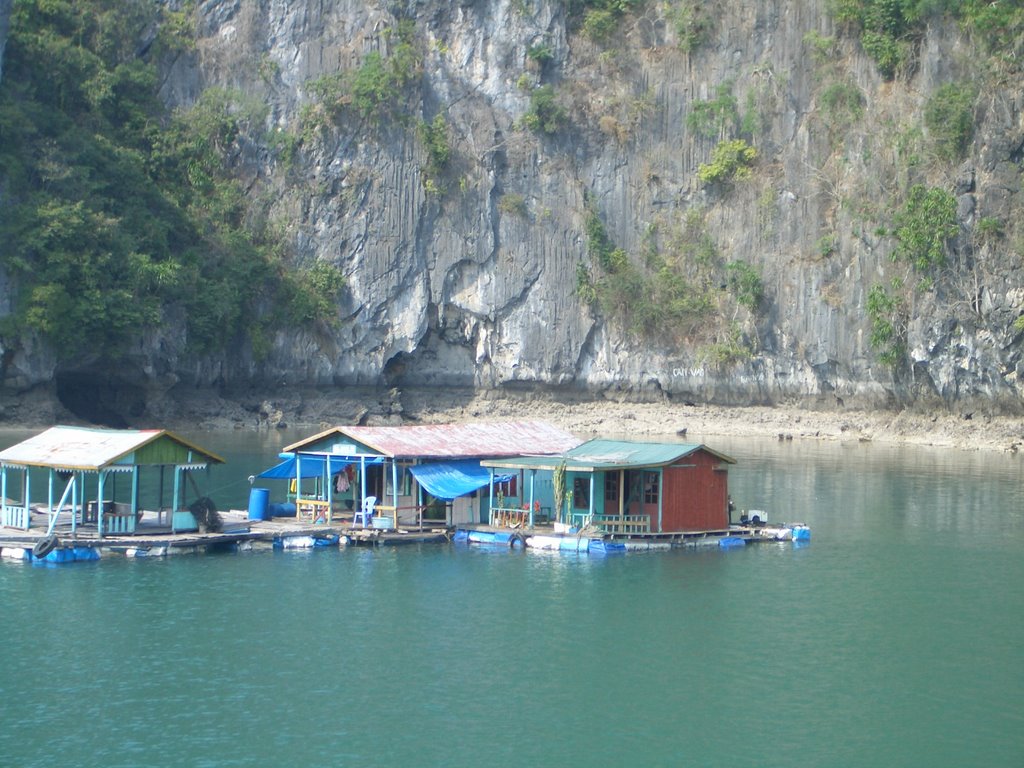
296 497 333 521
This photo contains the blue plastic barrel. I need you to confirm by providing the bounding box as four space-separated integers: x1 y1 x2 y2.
248 487 270 521
792 525 811 542
267 502 296 518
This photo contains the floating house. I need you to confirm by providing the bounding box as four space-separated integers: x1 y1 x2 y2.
0 426 224 537
482 438 736 535
266 420 580 528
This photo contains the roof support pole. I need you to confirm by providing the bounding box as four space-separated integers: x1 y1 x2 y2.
295 454 303 514
528 470 536 528
657 469 664 533
391 460 399 527
417 472 423 531
47 469 54 515
1 468 7 526
71 471 78 535
618 469 625 516
325 459 332 524
97 471 106 539
131 467 139 521
24 469 31 531
488 470 495 528
588 473 595 525
359 456 367 517
158 466 165 525
171 466 181 533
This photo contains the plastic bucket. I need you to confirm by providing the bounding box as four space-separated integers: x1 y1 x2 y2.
248 487 271 521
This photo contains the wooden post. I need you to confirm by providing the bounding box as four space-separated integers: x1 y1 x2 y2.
528 469 536 527
488 470 495 527
172 466 181 533
588 473 595 524
657 469 664 533
97 471 105 538
132 467 139 522
359 456 367 521
158 466 165 525
618 469 625 516
326 456 333 524
417 468 423 531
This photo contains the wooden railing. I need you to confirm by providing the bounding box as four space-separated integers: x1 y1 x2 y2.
490 506 531 529
592 514 651 534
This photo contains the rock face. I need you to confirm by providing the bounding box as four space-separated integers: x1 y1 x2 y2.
5 1 1024 420
0 0 9 85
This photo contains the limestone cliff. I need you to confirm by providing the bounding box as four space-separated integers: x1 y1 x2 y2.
4 0 1024 421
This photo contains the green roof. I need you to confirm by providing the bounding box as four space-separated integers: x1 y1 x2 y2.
482 438 735 472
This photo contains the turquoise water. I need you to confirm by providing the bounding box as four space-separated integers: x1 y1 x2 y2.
1 432 1023 767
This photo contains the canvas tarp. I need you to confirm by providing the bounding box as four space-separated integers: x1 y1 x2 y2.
408 460 514 501
256 455 381 480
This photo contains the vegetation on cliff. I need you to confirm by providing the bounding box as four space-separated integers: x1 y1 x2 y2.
0 0 343 362
1 0 1023 412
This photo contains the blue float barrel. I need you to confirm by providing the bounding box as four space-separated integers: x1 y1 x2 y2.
248 487 270 520
267 502 296 518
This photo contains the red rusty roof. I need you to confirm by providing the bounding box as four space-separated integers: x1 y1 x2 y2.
285 420 580 459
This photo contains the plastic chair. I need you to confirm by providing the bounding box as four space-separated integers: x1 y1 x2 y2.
353 495 376 528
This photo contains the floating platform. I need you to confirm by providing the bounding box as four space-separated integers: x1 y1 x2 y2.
2 508 807 565
454 522 810 554
0 508 450 564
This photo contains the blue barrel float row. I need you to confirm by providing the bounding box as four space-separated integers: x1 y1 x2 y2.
0 542 101 564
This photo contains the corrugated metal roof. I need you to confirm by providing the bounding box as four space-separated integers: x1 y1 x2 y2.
285 420 581 459
0 426 224 471
483 438 736 471
566 438 735 467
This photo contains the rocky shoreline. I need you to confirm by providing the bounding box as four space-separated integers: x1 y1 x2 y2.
162 387 1024 454
3 385 1023 454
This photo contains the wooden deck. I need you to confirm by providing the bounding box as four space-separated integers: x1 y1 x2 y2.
0 507 450 558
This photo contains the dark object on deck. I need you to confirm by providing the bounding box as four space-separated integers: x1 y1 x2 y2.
190 497 223 533
33 534 59 559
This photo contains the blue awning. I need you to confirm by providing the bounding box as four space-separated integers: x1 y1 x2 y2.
408 460 514 501
257 455 355 480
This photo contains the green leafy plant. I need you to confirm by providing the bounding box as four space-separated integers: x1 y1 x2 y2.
866 284 905 367
686 82 739 138
419 114 451 188
498 193 529 218
698 139 757 185
924 83 976 162
892 185 958 270
698 324 752 367
827 0 923 78
725 261 763 311
820 81 864 121
522 84 567 134
673 1 713 54
527 41 555 66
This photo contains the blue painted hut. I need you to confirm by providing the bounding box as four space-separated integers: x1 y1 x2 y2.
273 420 580 528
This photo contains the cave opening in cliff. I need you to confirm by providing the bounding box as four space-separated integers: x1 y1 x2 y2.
382 351 412 387
55 371 146 428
